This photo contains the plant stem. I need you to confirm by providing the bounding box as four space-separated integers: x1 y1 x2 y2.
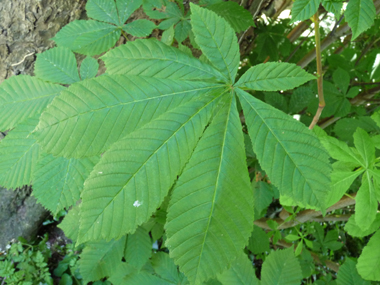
309 12 325 130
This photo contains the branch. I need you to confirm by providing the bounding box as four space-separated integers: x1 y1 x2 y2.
254 194 356 230
309 12 325 130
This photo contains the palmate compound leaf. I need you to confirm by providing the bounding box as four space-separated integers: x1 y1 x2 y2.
34 75 222 158
0 116 40 189
165 94 254 284
53 20 121 56
235 62 315 91
32 153 99 215
78 94 223 243
357 229 380 281
79 236 126 284
34 47 81 85
345 0 376 40
190 3 239 83
216 252 259 285
0 75 64 131
236 88 331 210
101 39 225 81
80 57 99 80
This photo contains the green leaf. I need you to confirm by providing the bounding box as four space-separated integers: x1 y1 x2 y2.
333 67 350 95
86 0 119 25
32 153 98 215
357 229 380 281
34 47 80 84
288 87 314 113
346 87 360 98
123 19 156 37
253 181 275 218
355 171 378 231
321 0 343 19
116 0 142 25
319 136 363 166
372 110 380 129
165 95 254 284
174 20 192 43
151 252 182 284
326 162 363 207
102 39 225 81
161 25 175 45
78 96 220 242
35 75 221 158
124 227 152 270
53 20 121 56
344 213 380 237
143 0 182 20
206 1 255 32
345 0 376 40
264 92 288 113
261 248 303 285
353 128 375 168
79 237 126 284
110 267 170 284
190 3 239 83
237 89 331 210
337 258 370 285
0 75 64 130
290 0 321 23
235 62 315 91
217 252 259 285
248 226 270 254
58 205 80 242
0 116 40 189
80 57 99 80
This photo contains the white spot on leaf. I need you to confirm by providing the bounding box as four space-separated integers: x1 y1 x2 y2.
133 200 142 207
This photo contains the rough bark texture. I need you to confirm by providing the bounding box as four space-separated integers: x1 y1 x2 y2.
0 0 86 248
0 0 85 83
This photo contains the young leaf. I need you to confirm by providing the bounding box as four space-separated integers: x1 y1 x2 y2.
174 20 192 43
34 47 81 84
260 248 303 285
344 213 380 238
165 95 254 284
0 75 64 130
0 116 40 189
290 0 321 23
80 57 99 80
53 20 120 56
355 171 378 230
79 237 126 284
122 19 156 37
337 258 370 285
206 1 255 32
353 128 375 168
35 75 221 158
357 229 380 281
86 0 119 26
235 62 315 91
161 25 175 45
190 3 239 83
116 0 142 25
217 252 259 285
32 153 98 215
237 88 331 210
124 227 152 270
78 96 221 242
102 39 225 81
345 0 376 40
